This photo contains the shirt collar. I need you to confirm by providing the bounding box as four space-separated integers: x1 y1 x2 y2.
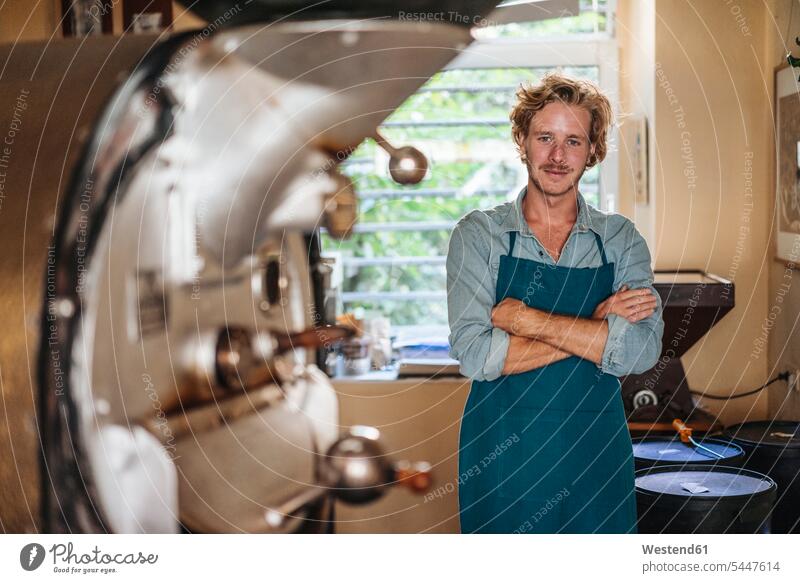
504 185 596 235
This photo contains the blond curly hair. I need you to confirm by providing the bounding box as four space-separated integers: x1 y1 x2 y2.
510 72 613 169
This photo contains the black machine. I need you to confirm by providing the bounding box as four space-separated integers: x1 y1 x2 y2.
622 270 734 434
635 465 776 534
723 421 800 534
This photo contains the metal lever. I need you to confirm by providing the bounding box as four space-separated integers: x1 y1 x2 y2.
263 425 433 530
672 418 725 459
264 485 328 529
216 324 355 391
166 324 355 416
372 130 428 185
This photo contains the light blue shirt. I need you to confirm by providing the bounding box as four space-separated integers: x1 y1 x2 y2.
446 187 664 381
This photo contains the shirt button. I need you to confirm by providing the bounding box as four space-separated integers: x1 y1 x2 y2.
539 251 544 256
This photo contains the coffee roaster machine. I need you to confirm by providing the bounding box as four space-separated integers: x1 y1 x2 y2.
622 271 735 435
0 1 502 533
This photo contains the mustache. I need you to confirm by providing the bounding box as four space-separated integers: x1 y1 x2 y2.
539 165 572 172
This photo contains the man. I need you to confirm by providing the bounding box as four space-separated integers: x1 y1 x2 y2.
447 73 663 534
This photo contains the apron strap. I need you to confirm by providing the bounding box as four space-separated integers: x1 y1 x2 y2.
592 231 609 266
508 230 517 257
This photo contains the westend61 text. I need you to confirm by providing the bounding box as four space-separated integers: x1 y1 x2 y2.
642 544 708 555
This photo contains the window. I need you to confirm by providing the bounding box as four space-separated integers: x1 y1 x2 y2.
321 0 618 329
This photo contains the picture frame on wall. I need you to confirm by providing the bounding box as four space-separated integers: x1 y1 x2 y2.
776 63 800 264
627 114 649 205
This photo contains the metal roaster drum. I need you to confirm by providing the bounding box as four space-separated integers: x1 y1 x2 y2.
0 1 503 533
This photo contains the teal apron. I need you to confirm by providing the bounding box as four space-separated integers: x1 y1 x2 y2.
458 230 637 533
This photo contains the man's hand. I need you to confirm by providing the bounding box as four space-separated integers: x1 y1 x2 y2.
592 285 657 323
491 297 529 335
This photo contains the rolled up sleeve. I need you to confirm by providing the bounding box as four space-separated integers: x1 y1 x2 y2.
446 215 508 381
600 222 664 377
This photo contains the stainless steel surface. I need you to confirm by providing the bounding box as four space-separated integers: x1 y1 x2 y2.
1 15 470 533
373 131 429 185
194 20 473 266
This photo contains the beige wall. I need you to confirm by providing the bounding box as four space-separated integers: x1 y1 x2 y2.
332 378 469 533
618 0 790 426
171 2 207 30
0 1 59 43
617 0 657 247
766 0 800 420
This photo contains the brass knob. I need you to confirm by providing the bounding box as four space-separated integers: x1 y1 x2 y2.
372 130 428 185
393 460 433 493
263 425 433 529
323 172 357 239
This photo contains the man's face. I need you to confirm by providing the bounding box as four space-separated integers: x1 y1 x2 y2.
520 101 594 199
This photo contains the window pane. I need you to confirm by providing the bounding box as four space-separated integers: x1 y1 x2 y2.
338 299 449 328
343 263 446 293
475 0 609 40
